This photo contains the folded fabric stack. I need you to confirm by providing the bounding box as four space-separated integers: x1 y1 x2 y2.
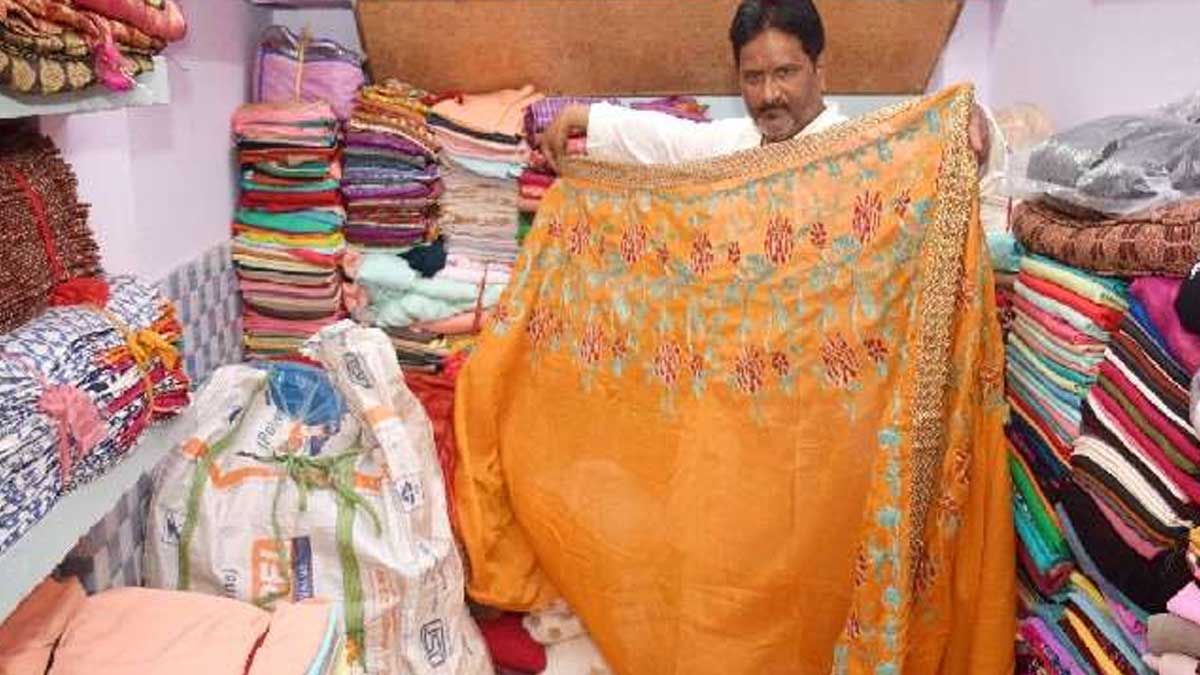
254 25 364 121
429 86 543 180
0 0 185 95
517 96 712 243
0 275 189 555
232 101 346 360
0 580 345 675
344 248 506 368
1006 255 1128 596
0 130 101 334
441 162 523 266
342 81 444 251
1145 583 1200 675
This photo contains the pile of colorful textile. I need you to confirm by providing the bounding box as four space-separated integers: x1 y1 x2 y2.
232 101 346 360
253 25 363 121
343 247 505 369
429 86 542 180
0 275 189 555
0 0 185 95
440 163 522 267
342 81 443 251
1006 255 1127 595
516 96 711 242
0 130 101 334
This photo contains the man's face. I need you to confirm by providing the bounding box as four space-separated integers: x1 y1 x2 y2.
737 28 825 143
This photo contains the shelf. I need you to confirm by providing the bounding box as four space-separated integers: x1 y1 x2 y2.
0 56 170 121
0 412 192 620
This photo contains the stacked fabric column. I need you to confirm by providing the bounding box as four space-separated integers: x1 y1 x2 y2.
231 101 345 360
342 81 443 252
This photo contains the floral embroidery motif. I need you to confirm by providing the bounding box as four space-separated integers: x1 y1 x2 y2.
892 189 912 219
726 242 742 265
547 218 563 238
821 334 862 389
654 244 670 266
610 333 630 360
527 307 562 347
809 221 828 248
852 547 869 588
912 541 938 598
765 216 796 265
689 233 715 277
580 323 607 365
733 345 766 395
652 340 684 386
770 351 790 378
568 221 591 256
620 225 648 265
862 337 890 365
688 349 705 379
853 190 883 244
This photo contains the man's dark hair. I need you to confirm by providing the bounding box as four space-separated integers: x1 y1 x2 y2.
729 0 825 64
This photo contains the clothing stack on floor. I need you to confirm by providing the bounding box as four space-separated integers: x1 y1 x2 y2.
342 81 444 251
0 0 186 95
517 96 712 242
0 579 345 675
232 101 346 360
1009 97 1200 675
0 276 189 555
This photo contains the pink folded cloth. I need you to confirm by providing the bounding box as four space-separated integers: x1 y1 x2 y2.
247 601 336 675
1168 583 1200 627
1131 278 1200 375
0 577 87 675
1144 652 1200 674
431 85 544 137
49 588 270 675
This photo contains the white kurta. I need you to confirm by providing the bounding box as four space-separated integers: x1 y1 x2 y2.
585 101 849 165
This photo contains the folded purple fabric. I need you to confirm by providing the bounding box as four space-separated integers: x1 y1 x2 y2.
1131 277 1200 374
345 131 432 158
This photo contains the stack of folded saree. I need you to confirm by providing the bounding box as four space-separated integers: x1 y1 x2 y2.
428 86 542 181
1006 254 1129 597
232 101 345 359
342 81 443 251
441 161 523 266
0 0 185 95
0 275 189 555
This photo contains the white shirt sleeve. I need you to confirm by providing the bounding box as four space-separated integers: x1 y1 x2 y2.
586 102 759 165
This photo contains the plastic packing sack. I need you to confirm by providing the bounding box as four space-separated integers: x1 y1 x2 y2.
144 321 492 675
1009 90 1200 217
254 25 365 121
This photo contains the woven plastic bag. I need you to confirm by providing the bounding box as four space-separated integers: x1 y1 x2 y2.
144 322 492 675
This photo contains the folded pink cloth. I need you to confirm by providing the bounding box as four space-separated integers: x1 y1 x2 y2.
1168 583 1200 627
1131 277 1200 375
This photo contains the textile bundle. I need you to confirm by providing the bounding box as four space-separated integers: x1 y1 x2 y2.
0 579 346 674
0 130 101 334
232 101 346 359
430 86 541 181
1013 198 1200 278
342 80 443 250
0 0 185 95
0 275 189 555
517 96 713 243
254 24 364 121
454 85 1016 673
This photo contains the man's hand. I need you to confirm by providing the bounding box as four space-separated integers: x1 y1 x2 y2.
968 103 991 173
539 104 590 174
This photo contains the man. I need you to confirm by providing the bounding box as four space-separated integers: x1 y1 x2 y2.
540 0 990 170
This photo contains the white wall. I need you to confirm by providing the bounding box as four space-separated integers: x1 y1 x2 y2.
41 0 271 281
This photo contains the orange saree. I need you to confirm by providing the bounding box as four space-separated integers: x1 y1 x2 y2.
454 84 1015 674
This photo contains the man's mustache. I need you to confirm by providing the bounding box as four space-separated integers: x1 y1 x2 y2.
756 105 789 117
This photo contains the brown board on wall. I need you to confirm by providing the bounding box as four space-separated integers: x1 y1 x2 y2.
356 0 963 96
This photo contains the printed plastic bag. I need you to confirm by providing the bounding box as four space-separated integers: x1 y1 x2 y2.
145 322 492 675
254 25 365 120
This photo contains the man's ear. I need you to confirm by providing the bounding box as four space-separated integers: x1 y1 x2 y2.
814 53 827 88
